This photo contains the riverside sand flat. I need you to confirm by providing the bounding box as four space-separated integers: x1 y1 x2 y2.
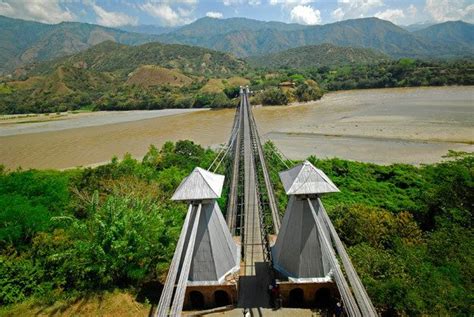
0 86 472 169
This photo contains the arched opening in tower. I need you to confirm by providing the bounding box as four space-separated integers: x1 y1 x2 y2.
214 290 230 307
289 287 305 307
314 287 332 309
189 290 205 309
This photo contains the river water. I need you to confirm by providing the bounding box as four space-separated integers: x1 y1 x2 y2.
0 86 472 169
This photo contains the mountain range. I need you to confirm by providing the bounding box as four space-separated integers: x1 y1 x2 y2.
157 17 473 58
0 15 158 75
247 44 389 69
0 15 473 75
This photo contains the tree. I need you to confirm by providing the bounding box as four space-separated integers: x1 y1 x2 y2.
295 80 323 102
259 88 288 105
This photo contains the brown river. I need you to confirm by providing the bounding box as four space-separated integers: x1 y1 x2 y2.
1 86 473 170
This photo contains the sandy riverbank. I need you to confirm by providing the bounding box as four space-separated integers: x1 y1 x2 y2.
0 86 472 169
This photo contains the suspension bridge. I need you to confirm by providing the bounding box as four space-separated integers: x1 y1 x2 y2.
154 87 377 316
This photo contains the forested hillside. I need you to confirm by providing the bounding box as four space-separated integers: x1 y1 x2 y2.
247 44 389 69
29 41 245 77
414 21 473 50
290 59 474 90
158 17 474 58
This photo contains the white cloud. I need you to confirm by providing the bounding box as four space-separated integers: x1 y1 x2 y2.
269 0 313 5
206 11 224 19
407 4 417 17
0 0 75 24
223 0 261 5
425 0 474 23
375 8 405 23
331 0 384 21
290 5 321 25
331 7 344 21
139 3 193 26
157 0 198 3
92 4 138 27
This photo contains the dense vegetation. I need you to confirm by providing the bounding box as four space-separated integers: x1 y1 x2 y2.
247 58 474 99
264 142 473 316
0 141 218 307
1 140 472 316
301 58 474 90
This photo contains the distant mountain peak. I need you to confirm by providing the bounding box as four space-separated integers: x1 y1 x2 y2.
0 15 161 74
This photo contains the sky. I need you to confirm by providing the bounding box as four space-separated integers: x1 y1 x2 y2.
0 0 473 28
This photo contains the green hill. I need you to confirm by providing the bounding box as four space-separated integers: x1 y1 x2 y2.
29 41 245 78
414 21 474 56
0 15 159 75
0 41 247 113
247 43 389 69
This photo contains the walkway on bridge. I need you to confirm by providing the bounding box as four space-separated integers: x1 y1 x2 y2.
237 90 271 309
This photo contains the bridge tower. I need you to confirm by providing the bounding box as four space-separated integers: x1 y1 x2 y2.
271 160 340 308
155 167 240 316
271 160 377 316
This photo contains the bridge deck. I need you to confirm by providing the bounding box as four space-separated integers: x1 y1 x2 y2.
237 92 271 308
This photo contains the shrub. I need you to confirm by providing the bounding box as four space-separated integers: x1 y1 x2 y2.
259 88 288 105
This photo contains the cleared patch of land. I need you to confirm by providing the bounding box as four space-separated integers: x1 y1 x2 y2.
0 86 472 169
126 65 193 87
201 76 250 93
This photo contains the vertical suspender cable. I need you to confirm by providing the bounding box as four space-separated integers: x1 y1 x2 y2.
307 198 362 317
170 204 202 316
155 204 194 317
318 199 378 317
246 94 281 233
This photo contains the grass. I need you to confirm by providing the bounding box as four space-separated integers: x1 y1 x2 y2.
0 290 151 317
126 65 193 88
200 78 226 93
0 83 13 94
224 76 250 87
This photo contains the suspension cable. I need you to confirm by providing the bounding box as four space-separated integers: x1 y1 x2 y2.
155 204 194 317
318 199 378 316
170 204 202 316
307 198 361 317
